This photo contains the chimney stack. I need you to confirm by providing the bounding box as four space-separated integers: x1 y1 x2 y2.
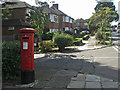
53 4 58 9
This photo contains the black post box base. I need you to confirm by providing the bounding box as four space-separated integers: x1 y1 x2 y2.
21 70 35 84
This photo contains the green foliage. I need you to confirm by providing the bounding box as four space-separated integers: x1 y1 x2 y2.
53 33 74 51
2 41 21 80
1 4 12 20
95 32 103 40
83 35 90 40
64 31 73 35
40 40 53 52
94 1 119 21
42 32 54 40
88 7 118 32
73 38 83 46
26 2 50 38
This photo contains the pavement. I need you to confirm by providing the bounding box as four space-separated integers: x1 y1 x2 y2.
2 35 119 89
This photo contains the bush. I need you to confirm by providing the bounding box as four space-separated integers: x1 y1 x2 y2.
53 33 73 51
105 32 111 36
73 38 83 46
83 35 90 40
64 31 73 35
42 32 54 40
40 40 53 52
2 41 21 80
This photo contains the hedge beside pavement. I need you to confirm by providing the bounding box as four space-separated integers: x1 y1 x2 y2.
2 41 21 80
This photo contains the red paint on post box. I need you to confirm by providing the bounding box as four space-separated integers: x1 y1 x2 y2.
20 28 36 70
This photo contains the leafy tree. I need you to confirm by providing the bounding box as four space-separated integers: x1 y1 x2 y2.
26 1 50 40
89 7 117 41
1 3 12 20
94 1 119 21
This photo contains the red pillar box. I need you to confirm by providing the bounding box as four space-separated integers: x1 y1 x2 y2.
19 28 36 84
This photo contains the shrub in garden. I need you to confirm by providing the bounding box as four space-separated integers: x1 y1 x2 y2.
53 33 73 51
73 38 83 46
40 40 53 52
42 32 54 40
83 35 90 40
2 41 21 80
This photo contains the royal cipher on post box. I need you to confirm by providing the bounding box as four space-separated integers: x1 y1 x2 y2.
19 28 36 84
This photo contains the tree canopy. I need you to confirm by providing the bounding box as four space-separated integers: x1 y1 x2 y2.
94 1 119 21
26 1 50 38
89 7 117 31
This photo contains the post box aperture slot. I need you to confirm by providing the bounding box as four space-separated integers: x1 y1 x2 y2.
22 37 29 39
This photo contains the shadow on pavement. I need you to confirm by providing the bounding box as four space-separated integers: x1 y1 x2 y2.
34 53 119 88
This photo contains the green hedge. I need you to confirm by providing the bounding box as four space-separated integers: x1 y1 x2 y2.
73 38 83 46
53 33 73 51
2 41 21 80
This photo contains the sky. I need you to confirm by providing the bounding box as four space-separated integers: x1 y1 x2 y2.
20 0 119 20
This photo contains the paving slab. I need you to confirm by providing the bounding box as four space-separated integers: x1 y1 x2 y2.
85 82 102 88
67 81 85 88
101 81 118 88
86 75 100 82
100 77 114 82
45 76 71 88
41 88 69 90
71 74 85 81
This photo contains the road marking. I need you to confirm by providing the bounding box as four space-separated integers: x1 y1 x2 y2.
94 57 118 59
112 46 119 52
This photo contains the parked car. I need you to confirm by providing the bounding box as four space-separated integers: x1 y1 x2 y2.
81 30 90 34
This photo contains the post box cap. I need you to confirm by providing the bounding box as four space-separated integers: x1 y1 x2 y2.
20 28 36 33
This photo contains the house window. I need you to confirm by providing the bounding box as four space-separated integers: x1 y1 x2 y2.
26 9 31 18
54 15 58 23
65 27 69 31
50 14 54 22
84 23 88 26
77 23 80 26
65 16 69 22
70 19 72 23
50 14 58 23
8 26 15 30
50 29 58 33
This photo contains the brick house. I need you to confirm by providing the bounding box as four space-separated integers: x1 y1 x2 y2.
2 2 74 41
2 1 32 41
43 4 74 33
74 18 88 34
